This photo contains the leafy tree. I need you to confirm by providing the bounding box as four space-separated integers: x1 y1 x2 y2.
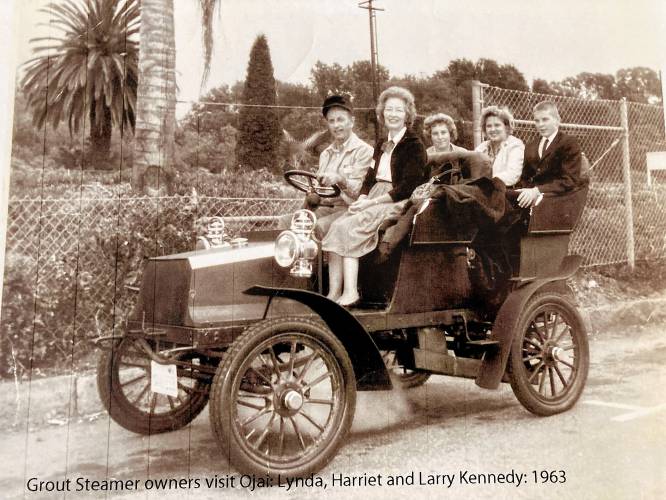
434 58 476 85
176 124 237 174
310 60 389 106
435 58 528 91
276 82 320 141
176 85 240 174
535 67 662 105
557 73 619 100
310 61 348 101
475 59 503 87
497 63 530 92
235 35 281 172
21 0 139 164
277 82 317 108
347 60 390 107
615 67 662 105
181 84 240 134
532 78 559 96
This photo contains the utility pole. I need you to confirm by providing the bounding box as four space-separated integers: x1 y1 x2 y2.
358 0 383 142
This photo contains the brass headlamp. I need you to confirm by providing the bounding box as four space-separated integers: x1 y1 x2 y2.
274 210 319 277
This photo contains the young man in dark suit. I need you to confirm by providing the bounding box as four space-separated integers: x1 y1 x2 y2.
515 101 584 208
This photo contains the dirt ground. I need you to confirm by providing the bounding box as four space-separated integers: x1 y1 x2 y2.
570 259 666 308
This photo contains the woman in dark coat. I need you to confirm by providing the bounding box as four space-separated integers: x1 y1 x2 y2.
322 86 428 306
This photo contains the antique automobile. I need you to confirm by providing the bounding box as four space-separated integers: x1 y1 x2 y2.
96 164 590 478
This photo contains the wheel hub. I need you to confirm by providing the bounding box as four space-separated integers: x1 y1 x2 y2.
550 346 565 362
542 342 571 365
283 390 304 411
274 383 305 416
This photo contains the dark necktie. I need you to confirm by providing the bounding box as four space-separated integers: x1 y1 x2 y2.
382 140 395 154
541 138 549 158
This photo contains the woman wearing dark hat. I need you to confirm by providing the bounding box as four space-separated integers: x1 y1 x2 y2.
322 86 428 306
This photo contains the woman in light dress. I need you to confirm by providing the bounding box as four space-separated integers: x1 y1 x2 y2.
321 86 428 306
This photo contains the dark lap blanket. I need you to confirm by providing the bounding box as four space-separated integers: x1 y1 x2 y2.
380 176 508 255
410 176 508 244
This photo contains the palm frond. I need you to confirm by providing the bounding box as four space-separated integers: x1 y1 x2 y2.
302 129 331 152
23 0 139 140
282 128 296 144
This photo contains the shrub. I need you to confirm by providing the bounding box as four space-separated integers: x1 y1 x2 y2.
175 124 238 173
0 252 88 379
174 167 286 198
0 196 202 380
9 160 131 199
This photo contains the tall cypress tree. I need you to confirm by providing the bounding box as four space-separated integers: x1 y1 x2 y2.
236 35 280 172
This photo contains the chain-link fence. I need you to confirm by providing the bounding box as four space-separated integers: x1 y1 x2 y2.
0 196 300 376
474 83 666 266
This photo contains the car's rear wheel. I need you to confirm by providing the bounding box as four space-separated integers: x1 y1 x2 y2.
97 336 210 434
209 317 356 478
509 293 589 416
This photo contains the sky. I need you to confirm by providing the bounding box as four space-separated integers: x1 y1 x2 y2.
10 0 666 110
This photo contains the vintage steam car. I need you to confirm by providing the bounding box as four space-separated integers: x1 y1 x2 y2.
96 167 589 478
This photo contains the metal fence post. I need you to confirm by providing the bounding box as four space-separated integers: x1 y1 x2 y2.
620 97 635 270
471 81 484 148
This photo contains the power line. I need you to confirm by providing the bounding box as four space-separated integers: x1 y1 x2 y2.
176 100 376 111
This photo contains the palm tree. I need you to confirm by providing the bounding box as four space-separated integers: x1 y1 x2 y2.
21 0 139 163
133 0 221 194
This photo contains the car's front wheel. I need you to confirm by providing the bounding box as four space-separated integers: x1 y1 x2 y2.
208 317 356 477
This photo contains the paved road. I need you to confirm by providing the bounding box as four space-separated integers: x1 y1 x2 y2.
3 323 664 500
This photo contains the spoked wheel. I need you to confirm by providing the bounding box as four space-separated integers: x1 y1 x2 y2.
209 317 356 477
97 336 211 434
508 293 589 416
381 350 431 389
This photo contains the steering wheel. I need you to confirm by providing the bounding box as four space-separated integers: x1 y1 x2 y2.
284 170 341 198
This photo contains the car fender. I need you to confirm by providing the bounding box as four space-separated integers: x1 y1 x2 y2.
476 255 583 390
244 285 392 391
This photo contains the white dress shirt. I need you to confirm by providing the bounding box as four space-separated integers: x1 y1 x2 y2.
539 130 558 158
376 127 407 182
